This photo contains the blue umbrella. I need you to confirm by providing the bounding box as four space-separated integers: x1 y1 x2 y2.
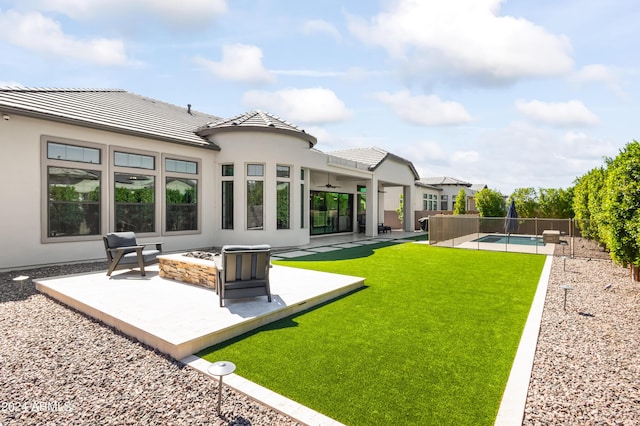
504 200 518 237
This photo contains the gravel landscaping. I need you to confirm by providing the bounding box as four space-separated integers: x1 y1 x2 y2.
1 238 639 425
523 240 640 424
0 262 301 426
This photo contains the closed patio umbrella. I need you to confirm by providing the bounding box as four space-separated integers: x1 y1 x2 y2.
504 200 518 241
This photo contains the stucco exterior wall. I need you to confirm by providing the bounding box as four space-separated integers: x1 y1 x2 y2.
0 112 421 270
0 114 218 269
207 130 318 248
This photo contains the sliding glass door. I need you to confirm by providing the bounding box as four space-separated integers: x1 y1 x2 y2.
310 191 353 235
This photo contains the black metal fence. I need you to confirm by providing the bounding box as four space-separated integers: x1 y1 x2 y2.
426 215 610 259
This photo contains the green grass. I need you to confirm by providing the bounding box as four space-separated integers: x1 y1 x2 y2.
198 243 546 425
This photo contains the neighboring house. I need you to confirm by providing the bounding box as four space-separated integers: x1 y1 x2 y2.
0 88 419 270
384 176 487 229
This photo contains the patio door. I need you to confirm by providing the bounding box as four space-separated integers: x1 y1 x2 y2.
310 191 353 235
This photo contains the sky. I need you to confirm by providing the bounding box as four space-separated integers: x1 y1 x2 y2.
1 0 638 195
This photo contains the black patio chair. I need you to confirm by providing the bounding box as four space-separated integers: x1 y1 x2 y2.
103 232 163 276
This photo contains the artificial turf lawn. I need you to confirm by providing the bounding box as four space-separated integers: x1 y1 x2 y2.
198 243 546 425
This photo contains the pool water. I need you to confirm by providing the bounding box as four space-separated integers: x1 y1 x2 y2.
472 234 545 246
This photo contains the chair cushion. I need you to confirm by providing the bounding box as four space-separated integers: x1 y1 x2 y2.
222 244 271 252
120 249 160 264
106 232 138 253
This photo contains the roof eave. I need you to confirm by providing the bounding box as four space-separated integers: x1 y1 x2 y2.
368 152 421 180
1 106 220 151
196 125 317 147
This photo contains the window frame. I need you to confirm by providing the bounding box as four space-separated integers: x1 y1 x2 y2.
221 163 234 230
41 136 108 243
110 146 160 237
163 153 201 235
246 163 265 230
440 194 449 211
276 164 291 230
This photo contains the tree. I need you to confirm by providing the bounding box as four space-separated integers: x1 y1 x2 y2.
395 194 404 224
475 188 506 217
601 140 640 280
573 166 607 243
453 189 467 215
538 187 574 218
509 187 538 218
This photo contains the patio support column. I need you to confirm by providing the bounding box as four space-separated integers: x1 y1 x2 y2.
365 178 378 236
402 185 414 231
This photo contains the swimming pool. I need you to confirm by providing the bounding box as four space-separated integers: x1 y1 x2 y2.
472 234 545 246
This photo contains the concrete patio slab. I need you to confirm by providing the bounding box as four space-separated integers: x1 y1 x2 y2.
35 264 365 360
275 250 317 258
331 243 362 249
307 246 343 253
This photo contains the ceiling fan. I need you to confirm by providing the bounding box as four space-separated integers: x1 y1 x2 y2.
318 173 341 189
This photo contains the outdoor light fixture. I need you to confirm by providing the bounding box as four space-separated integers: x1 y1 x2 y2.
559 284 573 312
208 361 236 416
13 275 29 291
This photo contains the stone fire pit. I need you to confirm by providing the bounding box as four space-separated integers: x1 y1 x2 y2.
158 252 220 290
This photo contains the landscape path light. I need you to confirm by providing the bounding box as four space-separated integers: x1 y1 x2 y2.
208 361 236 416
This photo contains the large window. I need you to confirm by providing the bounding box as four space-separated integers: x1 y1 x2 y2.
165 157 199 232
424 193 437 210
113 149 158 233
43 139 104 240
440 195 449 211
277 165 290 229
300 168 305 228
47 166 101 237
114 172 155 232
247 164 264 230
222 164 234 229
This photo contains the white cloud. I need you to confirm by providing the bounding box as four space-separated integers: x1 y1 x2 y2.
34 0 227 28
374 90 472 126
302 19 341 41
194 44 275 84
242 88 352 124
0 10 130 65
451 150 479 164
348 0 573 84
570 64 627 98
398 140 449 165
467 121 615 193
515 99 600 127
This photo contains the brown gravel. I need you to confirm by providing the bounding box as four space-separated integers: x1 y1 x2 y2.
523 239 640 424
0 262 301 426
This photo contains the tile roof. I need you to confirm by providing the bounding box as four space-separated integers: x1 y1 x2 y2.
470 183 488 192
0 88 221 149
420 176 472 186
327 147 420 179
196 110 317 146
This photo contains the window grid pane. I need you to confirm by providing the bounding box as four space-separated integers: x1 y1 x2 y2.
114 172 155 232
277 165 290 178
247 180 263 229
277 181 290 229
114 151 155 170
47 167 101 237
166 177 197 231
247 164 264 177
222 164 234 177
47 142 100 164
222 181 234 229
166 159 197 174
